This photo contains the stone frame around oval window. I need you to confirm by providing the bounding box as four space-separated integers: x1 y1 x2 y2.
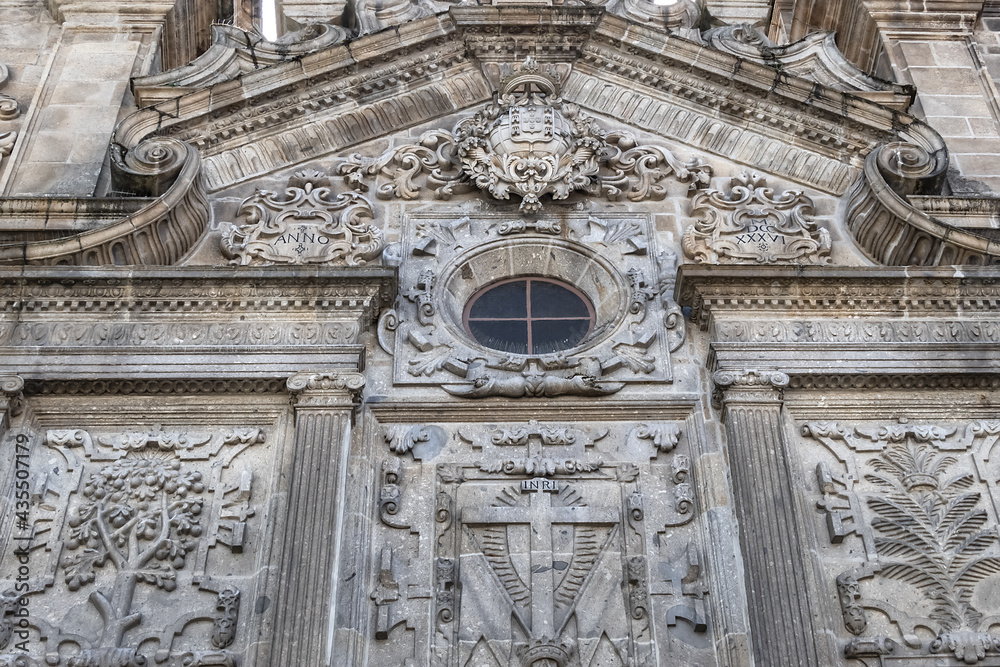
383 209 680 395
438 237 626 357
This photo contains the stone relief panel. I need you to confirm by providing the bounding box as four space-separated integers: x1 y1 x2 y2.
221 169 384 266
378 210 684 398
0 419 273 666
682 172 831 265
800 419 1000 665
365 419 711 666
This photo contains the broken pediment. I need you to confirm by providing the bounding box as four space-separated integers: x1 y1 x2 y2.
8 2 998 268
704 24 914 110
119 7 941 200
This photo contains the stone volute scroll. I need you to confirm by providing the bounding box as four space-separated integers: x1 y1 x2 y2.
682 173 831 265
221 169 384 266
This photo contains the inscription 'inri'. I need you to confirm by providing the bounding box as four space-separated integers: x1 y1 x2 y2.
521 478 559 493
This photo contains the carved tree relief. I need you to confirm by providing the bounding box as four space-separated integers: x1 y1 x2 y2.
803 420 1000 665
0 426 265 666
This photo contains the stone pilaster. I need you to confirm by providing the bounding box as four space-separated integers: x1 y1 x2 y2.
269 371 365 666
712 369 822 667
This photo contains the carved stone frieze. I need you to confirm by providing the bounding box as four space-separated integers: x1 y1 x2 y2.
221 170 384 266
803 419 1000 662
683 173 831 265
714 319 1000 344
391 211 680 396
337 58 711 214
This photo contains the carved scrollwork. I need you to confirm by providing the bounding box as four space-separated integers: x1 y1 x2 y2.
210 588 240 649
477 457 602 476
0 63 19 122
337 58 711 213
222 170 383 266
683 172 831 265
846 141 1000 265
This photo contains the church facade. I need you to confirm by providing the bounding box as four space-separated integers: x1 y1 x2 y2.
1 0 1000 665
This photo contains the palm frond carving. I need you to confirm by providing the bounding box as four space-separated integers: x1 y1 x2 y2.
865 441 1000 631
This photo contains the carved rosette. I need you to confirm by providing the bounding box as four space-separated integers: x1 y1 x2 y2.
683 173 831 265
221 170 384 266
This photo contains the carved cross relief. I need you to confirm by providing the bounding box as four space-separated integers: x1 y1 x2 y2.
370 420 709 666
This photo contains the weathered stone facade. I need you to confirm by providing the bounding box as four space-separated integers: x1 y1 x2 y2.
1 0 1000 665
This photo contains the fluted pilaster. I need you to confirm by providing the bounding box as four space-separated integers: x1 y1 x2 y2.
269 371 365 666
712 369 821 667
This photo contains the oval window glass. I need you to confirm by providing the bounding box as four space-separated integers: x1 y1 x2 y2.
464 278 595 354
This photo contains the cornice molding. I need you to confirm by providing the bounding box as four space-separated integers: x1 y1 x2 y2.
0 265 396 319
676 265 1000 328
703 25 914 110
133 23 350 108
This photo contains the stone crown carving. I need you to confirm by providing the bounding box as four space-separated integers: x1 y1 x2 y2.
221 170 384 266
683 173 831 265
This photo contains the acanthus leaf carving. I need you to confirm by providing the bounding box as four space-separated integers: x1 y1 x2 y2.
221 169 384 267
683 172 831 265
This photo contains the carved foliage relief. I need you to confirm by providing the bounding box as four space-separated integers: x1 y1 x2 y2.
367 420 709 666
802 420 1000 664
0 423 268 666
682 172 831 265
379 210 685 398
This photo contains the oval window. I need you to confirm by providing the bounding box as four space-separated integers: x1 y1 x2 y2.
463 278 595 355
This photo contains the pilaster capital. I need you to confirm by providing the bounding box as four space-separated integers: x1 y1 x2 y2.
711 368 788 409
0 375 24 418
287 371 365 410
